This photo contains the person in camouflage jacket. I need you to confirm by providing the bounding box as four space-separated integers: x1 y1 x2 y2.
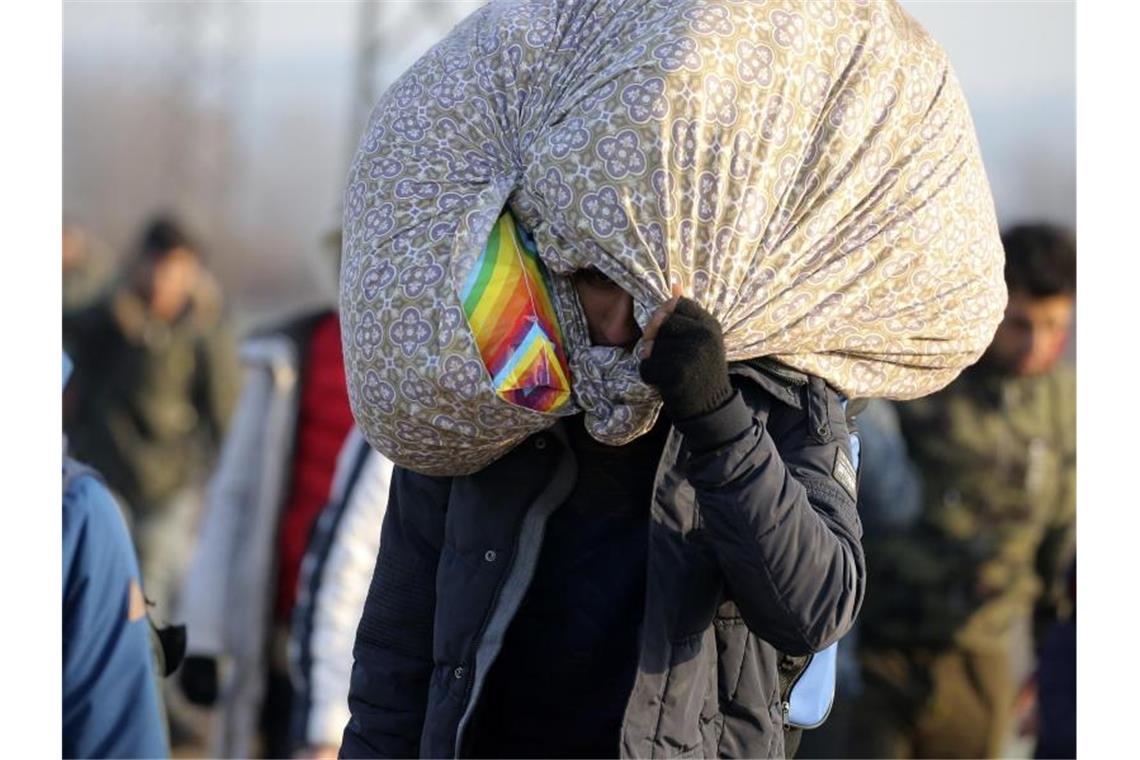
849 224 1076 759
63 216 240 621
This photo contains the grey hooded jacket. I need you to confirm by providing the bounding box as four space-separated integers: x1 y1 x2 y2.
341 361 865 758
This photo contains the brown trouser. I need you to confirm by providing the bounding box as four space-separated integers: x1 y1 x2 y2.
847 646 1017 759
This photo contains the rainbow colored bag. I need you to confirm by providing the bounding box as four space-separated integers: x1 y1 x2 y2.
459 211 571 413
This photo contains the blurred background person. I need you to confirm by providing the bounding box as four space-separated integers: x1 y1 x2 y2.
289 427 392 760
62 214 239 626
847 223 1077 759
63 353 169 760
179 235 354 757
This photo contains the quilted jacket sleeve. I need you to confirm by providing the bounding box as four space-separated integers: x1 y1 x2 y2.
678 373 866 656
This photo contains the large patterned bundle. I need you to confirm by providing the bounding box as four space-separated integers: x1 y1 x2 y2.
341 0 1007 476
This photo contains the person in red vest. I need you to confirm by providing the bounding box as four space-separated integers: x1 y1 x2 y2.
178 306 355 759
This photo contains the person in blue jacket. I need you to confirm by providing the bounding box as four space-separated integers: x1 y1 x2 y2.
63 353 169 759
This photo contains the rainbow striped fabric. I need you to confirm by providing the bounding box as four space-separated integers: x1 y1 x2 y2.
460 211 572 413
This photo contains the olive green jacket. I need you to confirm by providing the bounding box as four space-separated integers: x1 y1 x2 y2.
858 363 1076 653
63 277 240 512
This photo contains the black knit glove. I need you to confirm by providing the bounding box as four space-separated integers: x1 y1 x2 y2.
639 298 733 422
179 655 219 707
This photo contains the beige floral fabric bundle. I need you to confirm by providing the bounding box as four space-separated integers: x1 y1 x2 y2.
341 0 1007 475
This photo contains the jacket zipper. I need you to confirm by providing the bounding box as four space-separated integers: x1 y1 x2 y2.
452 430 578 757
458 525 522 708
779 651 814 727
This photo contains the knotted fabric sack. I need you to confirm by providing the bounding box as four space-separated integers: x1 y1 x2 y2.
341 0 1007 476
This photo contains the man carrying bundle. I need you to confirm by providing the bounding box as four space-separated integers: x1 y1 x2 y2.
335 1 1009 757
341 274 865 758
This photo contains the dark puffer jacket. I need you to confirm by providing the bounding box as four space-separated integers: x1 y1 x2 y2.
341 361 865 758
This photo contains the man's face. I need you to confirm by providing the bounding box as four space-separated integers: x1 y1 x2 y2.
984 289 1074 377
143 246 201 323
572 268 642 349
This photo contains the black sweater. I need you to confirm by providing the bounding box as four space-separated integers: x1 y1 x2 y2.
467 414 670 758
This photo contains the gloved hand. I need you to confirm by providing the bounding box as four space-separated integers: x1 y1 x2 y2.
179 654 219 707
639 294 733 422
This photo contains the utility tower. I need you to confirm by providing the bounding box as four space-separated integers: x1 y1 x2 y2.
144 1 248 247
349 0 382 156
